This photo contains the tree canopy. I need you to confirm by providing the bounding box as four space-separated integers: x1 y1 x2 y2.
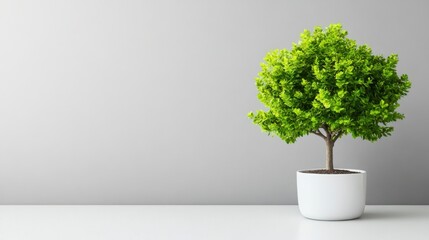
248 24 411 144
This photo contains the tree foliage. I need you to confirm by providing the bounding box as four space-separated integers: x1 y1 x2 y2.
248 24 411 144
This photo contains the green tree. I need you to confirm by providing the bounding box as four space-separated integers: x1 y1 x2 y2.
248 24 411 171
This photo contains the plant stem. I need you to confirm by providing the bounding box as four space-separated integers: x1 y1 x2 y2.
317 124 336 171
325 139 334 171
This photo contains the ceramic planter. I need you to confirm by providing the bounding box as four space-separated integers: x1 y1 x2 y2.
297 169 367 220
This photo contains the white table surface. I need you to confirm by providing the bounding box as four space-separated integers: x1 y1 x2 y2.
0 205 428 240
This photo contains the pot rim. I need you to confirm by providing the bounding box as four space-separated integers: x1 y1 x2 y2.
297 168 366 175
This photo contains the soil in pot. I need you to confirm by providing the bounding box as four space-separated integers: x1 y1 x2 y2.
300 169 360 174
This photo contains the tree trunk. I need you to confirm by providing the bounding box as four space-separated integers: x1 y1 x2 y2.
325 139 334 171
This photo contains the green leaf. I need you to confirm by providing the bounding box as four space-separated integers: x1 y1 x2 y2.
338 90 346 98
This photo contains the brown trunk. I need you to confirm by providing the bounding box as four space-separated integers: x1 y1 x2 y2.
325 139 334 171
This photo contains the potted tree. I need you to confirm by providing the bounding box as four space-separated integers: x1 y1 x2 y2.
248 24 411 220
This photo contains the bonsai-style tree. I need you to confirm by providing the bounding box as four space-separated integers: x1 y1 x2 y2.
248 24 411 172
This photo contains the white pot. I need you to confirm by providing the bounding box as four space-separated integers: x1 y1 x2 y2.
297 169 367 220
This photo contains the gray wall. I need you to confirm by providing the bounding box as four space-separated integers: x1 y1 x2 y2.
0 0 428 204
